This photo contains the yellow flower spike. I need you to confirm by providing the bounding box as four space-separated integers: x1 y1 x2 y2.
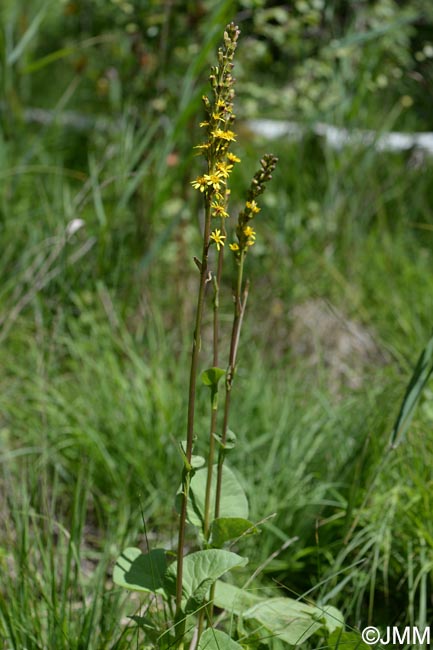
246 200 260 214
191 176 208 192
229 242 239 251
210 229 226 251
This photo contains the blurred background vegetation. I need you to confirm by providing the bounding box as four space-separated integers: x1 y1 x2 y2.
2 1 433 648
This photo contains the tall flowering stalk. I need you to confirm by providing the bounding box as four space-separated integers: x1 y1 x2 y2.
183 23 277 642
175 23 241 624
113 23 276 650
214 154 278 520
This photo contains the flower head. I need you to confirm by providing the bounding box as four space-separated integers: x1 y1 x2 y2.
211 129 236 142
227 152 241 163
229 242 239 251
216 161 234 179
211 201 229 218
243 225 256 240
210 229 226 251
246 200 260 214
204 172 225 191
191 176 208 192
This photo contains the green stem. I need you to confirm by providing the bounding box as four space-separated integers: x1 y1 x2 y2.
197 244 224 644
175 199 212 623
203 245 224 538
208 253 248 623
214 251 246 518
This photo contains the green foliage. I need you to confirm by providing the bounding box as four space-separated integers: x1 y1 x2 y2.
198 629 243 650
166 550 248 611
188 465 249 531
113 548 168 595
209 517 259 548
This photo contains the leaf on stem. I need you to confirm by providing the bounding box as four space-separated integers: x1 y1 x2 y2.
210 517 259 548
113 547 168 595
187 465 248 530
198 628 243 650
165 549 248 612
201 367 226 409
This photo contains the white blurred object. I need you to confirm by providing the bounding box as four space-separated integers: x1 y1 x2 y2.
247 119 433 156
66 218 85 237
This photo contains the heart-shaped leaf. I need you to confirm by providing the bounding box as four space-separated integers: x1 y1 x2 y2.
188 465 248 530
113 547 167 595
198 629 242 650
165 549 248 611
210 517 259 548
243 598 336 645
213 580 262 614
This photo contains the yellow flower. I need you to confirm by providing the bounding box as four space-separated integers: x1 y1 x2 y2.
216 161 234 178
216 99 226 109
204 172 225 191
243 225 256 240
211 129 236 142
194 143 210 151
211 201 229 218
246 200 260 214
191 176 208 192
212 112 225 122
229 242 239 251
199 121 209 128
210 229 226 251
227 152 241 163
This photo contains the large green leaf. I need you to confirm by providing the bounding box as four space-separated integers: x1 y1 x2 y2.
198 629 242 650
210 517 259 548
213 580 262 614
113 547 167 595
188 465 248 530
165 549 248 612
243 598 333 645
214 583 343 641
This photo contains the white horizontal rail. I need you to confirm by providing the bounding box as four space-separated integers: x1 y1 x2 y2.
246 118 433 155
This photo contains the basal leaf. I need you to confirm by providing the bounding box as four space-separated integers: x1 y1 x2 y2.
243 598 326 645
210 517 259 548
198 628 242 650
113 547 167 595
213 580 262 615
